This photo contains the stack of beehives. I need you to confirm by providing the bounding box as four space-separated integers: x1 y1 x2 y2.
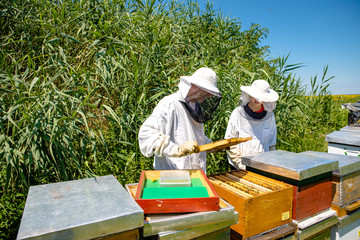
301 151 360 240
125 169 239 239
240 150 339 239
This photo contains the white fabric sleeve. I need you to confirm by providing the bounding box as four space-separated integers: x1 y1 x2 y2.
205 135 212 144
224 109 239 139
138 100 178 157
269 115 277 147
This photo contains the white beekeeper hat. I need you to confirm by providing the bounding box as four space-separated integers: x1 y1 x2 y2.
240 79 279 103
180 67 221 97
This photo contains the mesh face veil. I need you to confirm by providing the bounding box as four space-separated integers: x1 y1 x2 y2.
180 94 222 123
178 68 222 123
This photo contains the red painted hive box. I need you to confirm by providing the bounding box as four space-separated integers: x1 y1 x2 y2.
242 150 338 221
135 169 220 214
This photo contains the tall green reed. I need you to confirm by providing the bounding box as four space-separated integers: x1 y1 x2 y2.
0 1 350 238
0 0 348 191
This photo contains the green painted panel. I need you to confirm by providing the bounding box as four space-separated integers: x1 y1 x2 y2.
142 187 209 199
142 178 209 199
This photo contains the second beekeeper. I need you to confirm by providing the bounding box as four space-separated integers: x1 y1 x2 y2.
138 67 222 172
225 79 279 170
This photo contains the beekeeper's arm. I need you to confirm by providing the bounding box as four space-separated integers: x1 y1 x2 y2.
268 114 277 151
224 110 244 168
224 109 263 169
138 100 198 158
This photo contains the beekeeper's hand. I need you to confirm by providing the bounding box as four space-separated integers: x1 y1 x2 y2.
228 145 246 170
228 145 242 159
170 141 199 157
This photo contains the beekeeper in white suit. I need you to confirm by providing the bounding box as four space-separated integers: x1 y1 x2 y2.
225 79 279 170
138 67 222 172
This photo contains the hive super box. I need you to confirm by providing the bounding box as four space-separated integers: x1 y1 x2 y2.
17 175 144 240
208 170 293 238
242 150 338 221
301 151 360 216
126 183 238 239
135 169 220 214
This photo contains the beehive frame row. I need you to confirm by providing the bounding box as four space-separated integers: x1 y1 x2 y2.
209 170 293 238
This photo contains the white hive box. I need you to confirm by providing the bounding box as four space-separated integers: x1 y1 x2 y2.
340 125 360 133
326 130 360 157
331 209 360 240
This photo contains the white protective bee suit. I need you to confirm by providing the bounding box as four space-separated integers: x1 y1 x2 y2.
225 80 279 170
138 68 222 172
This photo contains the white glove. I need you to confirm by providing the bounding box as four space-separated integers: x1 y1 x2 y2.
228 145 246 170
170 141 199 157
229 145 242 159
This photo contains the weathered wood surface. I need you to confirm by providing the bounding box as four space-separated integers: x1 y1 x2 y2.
98 229 140 240
332 199 360 217
332 171 360 206
209 170 293 239
292 177 333 221
198 137 252 152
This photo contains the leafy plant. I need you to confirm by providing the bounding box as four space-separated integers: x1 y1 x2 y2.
0 0 358 239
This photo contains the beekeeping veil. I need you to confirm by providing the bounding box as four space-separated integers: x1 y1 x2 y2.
240 79 279 112
178 67 222 123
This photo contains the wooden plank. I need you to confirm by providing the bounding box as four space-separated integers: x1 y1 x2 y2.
231 171 284 191
332 199 360 217
331 204 348 218
97 228 139 240
246 187 293 237
248 223 296 240
209 178 252 198
209 170 293 239
212 175 261 196
225 173 272 193
332 171 360 206
345 199 360 211
293 178 332 220
197 137 252 152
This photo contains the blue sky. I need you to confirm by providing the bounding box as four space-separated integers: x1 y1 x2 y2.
198 0 360 95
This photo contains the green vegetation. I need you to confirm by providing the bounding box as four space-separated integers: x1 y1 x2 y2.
0 0 358 238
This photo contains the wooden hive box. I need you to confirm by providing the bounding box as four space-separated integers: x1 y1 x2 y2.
208 170 293 238
301 151 360 217
242 150 338 221
17 175 144 240
125 183 238 239
135 169 220 214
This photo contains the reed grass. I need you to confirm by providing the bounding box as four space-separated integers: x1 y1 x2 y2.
0 0 358 238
